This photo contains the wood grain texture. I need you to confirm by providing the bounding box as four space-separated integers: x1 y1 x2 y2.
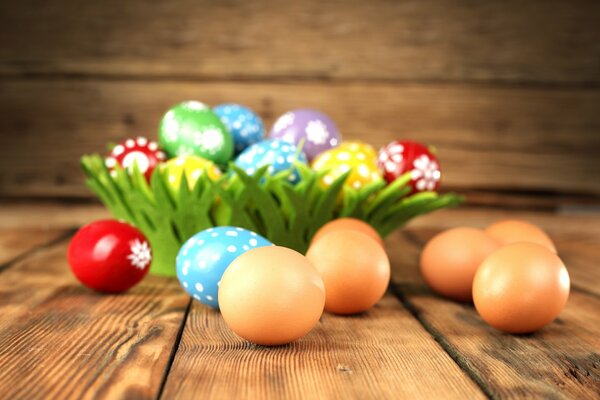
161 295 484 400
387 212 600 398
1 80 599 198
0 1 598 84
0 227 68 266
0 240 189 400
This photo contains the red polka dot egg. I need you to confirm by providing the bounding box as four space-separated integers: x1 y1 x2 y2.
105 136 166 181
378 140 441 193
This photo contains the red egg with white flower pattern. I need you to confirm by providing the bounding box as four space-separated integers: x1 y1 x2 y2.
105 137 166 181
67 220 152 293
377 140 441 193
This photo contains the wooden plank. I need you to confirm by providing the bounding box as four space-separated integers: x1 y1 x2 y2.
387 210 600 398
0 227 69 266
0 1 598 84
1 80 599 198
161 295 484 400
0 240 189 399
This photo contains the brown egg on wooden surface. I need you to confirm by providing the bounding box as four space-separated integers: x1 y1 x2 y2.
311 218 384 247
473 242 570 333
419 227 501 302
485 219 556 253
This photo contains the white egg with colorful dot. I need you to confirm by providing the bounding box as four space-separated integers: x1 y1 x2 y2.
176 226 273 308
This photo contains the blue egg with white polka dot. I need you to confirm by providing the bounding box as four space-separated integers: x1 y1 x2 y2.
213 103 265 155
176 226 273 308
234 139 308 184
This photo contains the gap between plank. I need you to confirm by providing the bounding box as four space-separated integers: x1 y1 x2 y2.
155 297 193 400
390 284 496 400
0 227 77 274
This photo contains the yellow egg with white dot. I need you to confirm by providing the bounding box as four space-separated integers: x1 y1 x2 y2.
338 141 378 161
311 143 382 190
162 155 222 190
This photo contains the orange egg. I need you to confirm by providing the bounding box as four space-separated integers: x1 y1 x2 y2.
218 246 325 346
485 220 556 253
473 242 570 333
306 230 390 315
420 227 501 302
312 218 384 247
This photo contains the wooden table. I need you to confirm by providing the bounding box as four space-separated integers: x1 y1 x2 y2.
0 202 599 399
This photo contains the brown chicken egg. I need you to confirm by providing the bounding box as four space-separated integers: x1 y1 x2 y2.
311 218 384 247
306 230 390 315
218 246 325 346
420 227 501 302
485 220 556 253
473 242 570 333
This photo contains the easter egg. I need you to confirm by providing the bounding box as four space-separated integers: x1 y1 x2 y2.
234 139 308 183
312 141 381 189
306 230 390 314
219 246 325 345
162 155 222 190
67 220 152 293
158 100 234 164
270 109 341 160
105 137 166 181
378 140 441 193
213 103 265 154
176 226 272 308
312 218 384 247
420 227 501 302
339 141 378 161
473 243 570 333
485 220 556 253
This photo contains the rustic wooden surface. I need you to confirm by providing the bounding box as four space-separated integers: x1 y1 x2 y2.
0 202 598 399
0 0 599 200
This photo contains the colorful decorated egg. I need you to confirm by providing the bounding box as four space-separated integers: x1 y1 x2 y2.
269 109 340 160
162 155 222 190
213 103 265 154
67 220 152 293
105 136 166 181
312 141 381 189
176 227 273 308
158 101 234 164
234 139 308 183
378 140 441 193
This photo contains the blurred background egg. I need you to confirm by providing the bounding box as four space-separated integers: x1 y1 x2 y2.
234 139 307 183
485 220 556 253
312 218 383 247
158 100 234 163
306 230 390 314
270 109 340 160
377 140 441 194
312 141 381 190
473 242 570 333
213 103 265 155
219 246 325 346
420 227 501 302
176 226 272 308
162 155 222 190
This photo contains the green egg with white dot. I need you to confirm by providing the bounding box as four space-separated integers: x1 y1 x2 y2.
158 101 234 164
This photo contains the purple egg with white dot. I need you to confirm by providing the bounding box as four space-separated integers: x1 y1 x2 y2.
269 109 341 160
213 103 265 155
176 226 272 308
234 139 308 183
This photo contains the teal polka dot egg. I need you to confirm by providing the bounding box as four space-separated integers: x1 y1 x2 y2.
213 103 265 154
176 226 273 308
234 139 308 183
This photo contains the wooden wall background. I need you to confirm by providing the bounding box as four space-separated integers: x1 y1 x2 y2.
0 0 599 205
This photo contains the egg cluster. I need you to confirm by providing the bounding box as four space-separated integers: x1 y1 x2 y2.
420 220 570 334
102 100 444 197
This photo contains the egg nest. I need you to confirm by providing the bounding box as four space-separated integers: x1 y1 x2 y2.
81 154 462 276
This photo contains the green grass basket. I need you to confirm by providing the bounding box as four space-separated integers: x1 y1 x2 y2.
81 154 462 276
